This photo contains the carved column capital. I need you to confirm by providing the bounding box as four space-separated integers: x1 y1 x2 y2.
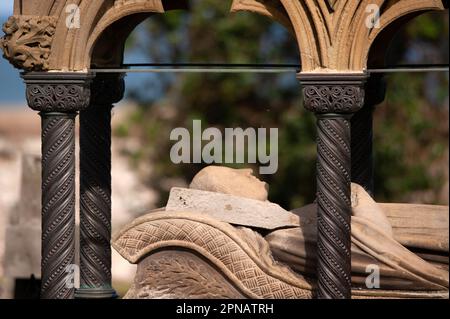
22 73 94 113
365 74 387 108
90 73 125 107
1 15 56 72
298 74 368 114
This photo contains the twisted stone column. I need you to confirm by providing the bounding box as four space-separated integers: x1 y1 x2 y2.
298 73 367 299
351 75 386 196
75 74 125 299
22 73 93 299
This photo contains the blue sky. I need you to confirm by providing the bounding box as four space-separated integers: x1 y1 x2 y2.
0 1 161 105
0 0 24 105
0 0 13 16
0 0 153 105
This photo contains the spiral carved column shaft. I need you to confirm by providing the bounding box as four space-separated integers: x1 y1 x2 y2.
351 106 374 195
22 73 92 299
79 108 114 296
351 75 386 196
299 73 367 299
40 112 76 299
77 74 124 299
316 115 352 298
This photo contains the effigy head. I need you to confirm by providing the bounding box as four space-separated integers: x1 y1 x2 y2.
189 166 269 201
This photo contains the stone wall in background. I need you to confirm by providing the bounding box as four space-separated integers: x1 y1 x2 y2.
2 154 41 298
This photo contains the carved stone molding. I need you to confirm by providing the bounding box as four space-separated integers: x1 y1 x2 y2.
1 1 446 71
114 0 164 9
125 250 246 299
22 73 94 112
299 74 367 114
1 15 56 71
236 0 446 71
113 211 314 299
302 86 365 114
113 210 449 299
230 0 294 34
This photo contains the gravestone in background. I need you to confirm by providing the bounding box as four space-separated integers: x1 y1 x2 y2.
3 154 41 298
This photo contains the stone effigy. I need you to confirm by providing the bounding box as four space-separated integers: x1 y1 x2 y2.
2 0 447 300
113 166 449 299
189 166 269 201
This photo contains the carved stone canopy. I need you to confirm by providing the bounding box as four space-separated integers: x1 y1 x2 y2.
1 1 447 72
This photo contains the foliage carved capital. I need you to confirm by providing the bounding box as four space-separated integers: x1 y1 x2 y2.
1 15 56 72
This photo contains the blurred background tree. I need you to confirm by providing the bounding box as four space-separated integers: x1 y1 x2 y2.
116 0 449 209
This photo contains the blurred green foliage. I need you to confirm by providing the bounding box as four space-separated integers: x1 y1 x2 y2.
118 1 449 209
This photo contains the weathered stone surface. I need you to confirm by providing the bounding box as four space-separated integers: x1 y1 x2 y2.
113 211 313 299
166 187 299 230
114 162 450 298
1 15 56 71
4 226 41 278
113 210 449 299
189 166 268 201
124 250 246 299
351 183 393 237
380 203 449 253
3 154 41 279
266 205 449 291
14 154 41 224
352 215 449 290
1 1 445 71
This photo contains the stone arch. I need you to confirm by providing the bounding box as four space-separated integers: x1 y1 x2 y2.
235 0 447 72
87 0 296 69
367 3 449 68
88 0 296 68
273 0 447 72
85 0 448 72
54 0 186 70
2 0 296 71
1 0 447 72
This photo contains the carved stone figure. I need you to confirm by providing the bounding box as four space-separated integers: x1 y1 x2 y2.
189 166 269 201
113 166 449 299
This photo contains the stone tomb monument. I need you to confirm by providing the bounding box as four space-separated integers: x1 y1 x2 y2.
113 166 449 299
